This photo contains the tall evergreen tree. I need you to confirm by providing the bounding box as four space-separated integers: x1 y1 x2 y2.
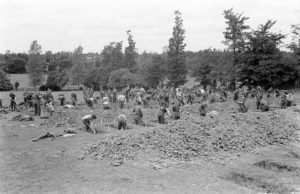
139 53 166 88
124 30 138 73
101 42 124 72
70 45 87 89
239 20 297 88
0 69 13 91
26 40 45 90
167 10 187 87
223 8 249 81
289 24 300 86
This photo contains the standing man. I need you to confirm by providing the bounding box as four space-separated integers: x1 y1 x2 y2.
255 86 263 109
58 94 65 106
71 93 77 106
33 92 41 116
237 91 248 113
113 87 117 103
23 91 29 109
45 89 54 104
117 93 126 109
9 93 17 111
186 90 194 105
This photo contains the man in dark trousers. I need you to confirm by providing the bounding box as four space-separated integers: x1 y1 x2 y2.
58 94 65 106
33 92 41 116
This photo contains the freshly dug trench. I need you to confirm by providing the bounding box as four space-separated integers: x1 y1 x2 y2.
225 172 293 194
254 160 300 173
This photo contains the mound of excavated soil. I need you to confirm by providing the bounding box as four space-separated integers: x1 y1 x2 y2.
84 108 299 162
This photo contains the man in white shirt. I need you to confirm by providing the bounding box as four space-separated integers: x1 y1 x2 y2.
117 94 126 109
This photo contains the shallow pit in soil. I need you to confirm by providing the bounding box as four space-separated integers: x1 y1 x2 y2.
254 160 300 173
224 172 294 194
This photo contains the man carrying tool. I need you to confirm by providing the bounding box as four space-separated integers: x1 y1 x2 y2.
82 114 97 134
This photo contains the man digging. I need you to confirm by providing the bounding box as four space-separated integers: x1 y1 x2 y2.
117 114 127 130
157 106 170 124
133 101 145 126
82 114 97 134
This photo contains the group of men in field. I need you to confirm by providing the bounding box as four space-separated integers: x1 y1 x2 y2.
79 85 199 133
3 83 296 134
233 85 295 113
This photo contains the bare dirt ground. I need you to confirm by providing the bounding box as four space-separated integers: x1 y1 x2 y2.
1 98 300 193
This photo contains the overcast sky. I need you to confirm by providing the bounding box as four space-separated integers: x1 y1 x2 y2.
0 0 299 54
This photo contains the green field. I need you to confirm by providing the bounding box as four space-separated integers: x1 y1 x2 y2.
8 74 33 89
8 74 48 90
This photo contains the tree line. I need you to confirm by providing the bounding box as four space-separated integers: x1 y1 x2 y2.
0 9 299 91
